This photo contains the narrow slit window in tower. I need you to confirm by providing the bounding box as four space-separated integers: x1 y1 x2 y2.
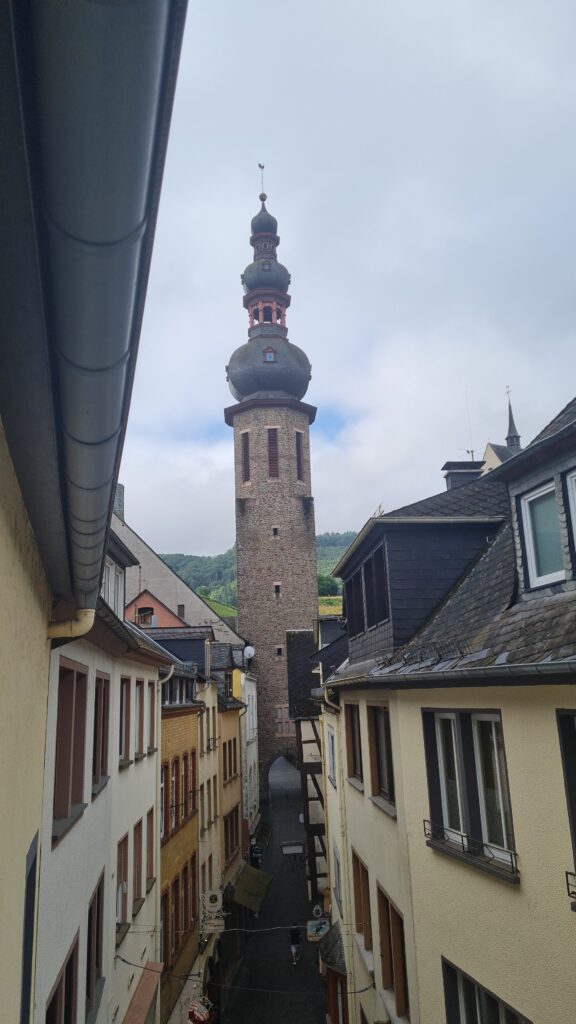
274 583 282 597
272 527 279 537
275 645 284 657
241 432 250 482
268 428 279 478
295 431 304 481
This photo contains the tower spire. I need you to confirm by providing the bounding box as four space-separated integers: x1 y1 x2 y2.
505 386 521 452
225 194 311 404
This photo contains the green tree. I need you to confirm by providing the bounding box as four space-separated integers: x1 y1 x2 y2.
317 573 339 596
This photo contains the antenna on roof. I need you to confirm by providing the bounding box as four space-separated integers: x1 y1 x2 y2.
464 390 477 461
258 162 265 193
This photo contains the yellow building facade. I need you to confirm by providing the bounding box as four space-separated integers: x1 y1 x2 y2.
325 680 576 1024
159 673 201 1024
0 427 52 1024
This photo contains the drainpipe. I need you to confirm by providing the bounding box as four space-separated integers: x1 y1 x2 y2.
47 607 95 639
159 664 175 684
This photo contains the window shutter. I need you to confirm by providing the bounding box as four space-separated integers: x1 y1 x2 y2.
241 432 250 482
295 431 303 481
267 428 279 478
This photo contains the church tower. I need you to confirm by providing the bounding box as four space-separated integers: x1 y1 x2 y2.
224 194 318 779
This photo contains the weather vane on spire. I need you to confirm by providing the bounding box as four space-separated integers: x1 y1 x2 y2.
258 162 265 198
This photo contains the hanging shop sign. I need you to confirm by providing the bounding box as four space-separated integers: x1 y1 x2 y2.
202 917 225 934
307 918 330 942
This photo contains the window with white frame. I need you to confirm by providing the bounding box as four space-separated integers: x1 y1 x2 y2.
520 481 564 587
423 710 516 871
327 727 337 786
442 960 531 1023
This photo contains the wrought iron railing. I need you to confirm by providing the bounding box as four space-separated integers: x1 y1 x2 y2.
565 870 576 900
424 819 519 877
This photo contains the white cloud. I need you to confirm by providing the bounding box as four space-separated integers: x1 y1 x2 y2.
121 0 576 553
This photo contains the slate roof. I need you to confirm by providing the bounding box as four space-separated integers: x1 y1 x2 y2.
94 601 175 665
485 443 515 463
145 626 213 640
529 396 576 446
329 522 576 686
383 475 509 519
310 633 349 676
210 642 244 671
217 681 245 711
318 617 347 648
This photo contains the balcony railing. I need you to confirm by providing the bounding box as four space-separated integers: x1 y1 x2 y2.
565 871 576 901
424 819 519 878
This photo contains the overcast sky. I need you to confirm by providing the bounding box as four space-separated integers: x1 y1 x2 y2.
120 0 576 555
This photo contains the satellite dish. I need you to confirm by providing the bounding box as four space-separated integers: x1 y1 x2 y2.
244 645 255 660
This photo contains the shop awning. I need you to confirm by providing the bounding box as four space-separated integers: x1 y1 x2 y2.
231 863 272 912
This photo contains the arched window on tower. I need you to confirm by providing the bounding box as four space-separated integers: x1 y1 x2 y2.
263 305 273 323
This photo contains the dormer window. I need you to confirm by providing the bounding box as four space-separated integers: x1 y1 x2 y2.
263 347 276 363
520 481 564 587
137 606 154 626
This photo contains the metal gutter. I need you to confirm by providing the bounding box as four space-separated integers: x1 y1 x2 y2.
12 0 188 609
326 659 576 691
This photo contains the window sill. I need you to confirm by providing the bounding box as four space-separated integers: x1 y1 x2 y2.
147 746 158 755
118 758 133 771
91 776 109 801
132 897 145 918
134 752 146 762
225 847 240 867
377 985 409 1024
352 932 374 977
425 837 520 885
224 773 240 785
52 802 87 846
86 976 106 1024
346 776 364 794
115 922 130 948
328 774 337 790
146 876 156 894
369 794 397 820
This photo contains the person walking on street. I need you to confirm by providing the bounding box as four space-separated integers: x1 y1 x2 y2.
289 925 301 965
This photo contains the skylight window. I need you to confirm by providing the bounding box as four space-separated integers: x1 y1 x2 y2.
521 481 565 587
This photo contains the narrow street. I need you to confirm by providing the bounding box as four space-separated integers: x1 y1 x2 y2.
222 758 327 1024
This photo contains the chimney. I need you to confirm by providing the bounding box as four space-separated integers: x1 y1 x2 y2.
114 483 125 521
441 461 484 491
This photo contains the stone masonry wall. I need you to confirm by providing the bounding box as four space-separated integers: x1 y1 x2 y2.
232 403 318 785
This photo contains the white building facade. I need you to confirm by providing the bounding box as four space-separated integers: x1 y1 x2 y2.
34 545 171 1024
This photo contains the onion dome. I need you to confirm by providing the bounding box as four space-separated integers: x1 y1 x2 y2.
242 259 290 294
227 335 311 402
251 193 278 236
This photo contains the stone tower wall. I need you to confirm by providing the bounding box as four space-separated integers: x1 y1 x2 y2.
232 402 318 780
